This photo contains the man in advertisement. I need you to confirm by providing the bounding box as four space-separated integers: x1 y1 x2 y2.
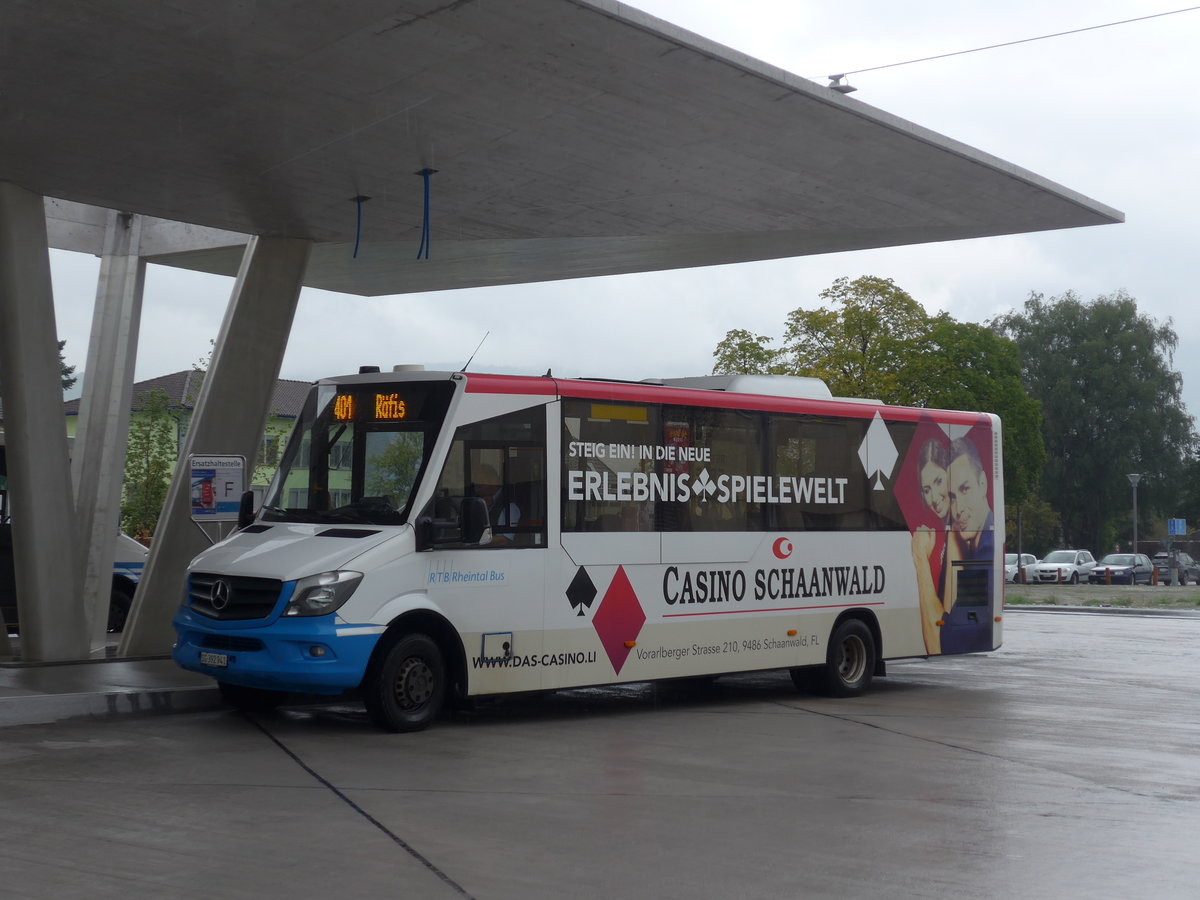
940 435 994 653
948 436 993 564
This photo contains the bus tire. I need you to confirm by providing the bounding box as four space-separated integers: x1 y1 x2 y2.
218 681 286 712
363 632 446 733
816 619 875 698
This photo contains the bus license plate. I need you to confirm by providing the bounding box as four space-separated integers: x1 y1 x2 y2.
199 651 229 668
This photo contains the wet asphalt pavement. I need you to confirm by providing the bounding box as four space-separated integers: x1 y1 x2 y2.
2 610 1198 899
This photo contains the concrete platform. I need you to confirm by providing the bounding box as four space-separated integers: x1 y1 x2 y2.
0 654 220 728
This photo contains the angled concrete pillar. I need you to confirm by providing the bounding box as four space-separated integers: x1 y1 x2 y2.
0 182 87 660
119 236 310 656
71 211 146 651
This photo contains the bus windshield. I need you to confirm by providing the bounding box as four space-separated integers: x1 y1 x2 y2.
260 380 454 526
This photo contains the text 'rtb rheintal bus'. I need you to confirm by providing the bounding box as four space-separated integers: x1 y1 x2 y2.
172 367 1003 731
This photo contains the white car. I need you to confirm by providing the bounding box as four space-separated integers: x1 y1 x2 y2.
2 529 146 634
1005 553 1038 583
1029 549 1096 584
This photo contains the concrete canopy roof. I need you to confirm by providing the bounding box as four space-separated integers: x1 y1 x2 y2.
5 0 1121 297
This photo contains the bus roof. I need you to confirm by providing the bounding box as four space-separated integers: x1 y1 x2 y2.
460 372 990 425
315 368 991 425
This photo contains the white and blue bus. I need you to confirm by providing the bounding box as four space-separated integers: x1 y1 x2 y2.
173 368 1003 731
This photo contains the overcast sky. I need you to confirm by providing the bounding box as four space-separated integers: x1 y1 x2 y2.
49 0 1200 416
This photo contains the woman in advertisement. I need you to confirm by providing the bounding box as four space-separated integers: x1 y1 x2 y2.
910 438 958 654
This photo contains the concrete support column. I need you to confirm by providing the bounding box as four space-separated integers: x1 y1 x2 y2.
71 211 146 651
0 182 87 660
119 236 310 656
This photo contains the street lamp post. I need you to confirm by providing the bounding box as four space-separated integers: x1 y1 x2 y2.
1127 473 1142 553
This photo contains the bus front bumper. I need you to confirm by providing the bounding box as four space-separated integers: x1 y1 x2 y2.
172 607 385 694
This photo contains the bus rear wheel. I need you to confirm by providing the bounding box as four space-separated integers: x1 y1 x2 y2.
815 619 875 698
363 632 446 733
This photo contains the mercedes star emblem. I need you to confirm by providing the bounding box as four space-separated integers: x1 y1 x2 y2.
211 579 232 611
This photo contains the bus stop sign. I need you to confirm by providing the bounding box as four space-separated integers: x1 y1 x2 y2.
189 455 245 521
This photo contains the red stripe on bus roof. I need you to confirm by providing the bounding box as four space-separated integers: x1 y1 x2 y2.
463 373 987 425
461 373 558 396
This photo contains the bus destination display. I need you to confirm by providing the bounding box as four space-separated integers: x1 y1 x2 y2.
332 392 408 422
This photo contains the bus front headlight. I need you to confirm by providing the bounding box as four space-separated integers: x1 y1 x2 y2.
284 571 363 617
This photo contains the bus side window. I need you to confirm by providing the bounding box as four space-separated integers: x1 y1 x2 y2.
769 416 814 531
561 401 657 533
432 407 546 548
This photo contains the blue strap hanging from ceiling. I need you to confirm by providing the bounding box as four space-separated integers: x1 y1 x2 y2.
352 195 369 259
416 168 436 260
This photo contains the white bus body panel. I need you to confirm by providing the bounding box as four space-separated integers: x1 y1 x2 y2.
189 525 399 581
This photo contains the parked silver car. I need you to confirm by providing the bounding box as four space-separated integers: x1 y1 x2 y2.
1029 549 1096 584
1005 552 1038 583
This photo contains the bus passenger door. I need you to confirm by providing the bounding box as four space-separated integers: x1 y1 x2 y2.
423 405 548 692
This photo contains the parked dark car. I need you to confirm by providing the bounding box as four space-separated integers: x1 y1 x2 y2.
1088 553 1154 585
1152 551 1200 585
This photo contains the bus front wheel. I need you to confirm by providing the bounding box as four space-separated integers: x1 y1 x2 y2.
815 619 875 698
363 632 446 733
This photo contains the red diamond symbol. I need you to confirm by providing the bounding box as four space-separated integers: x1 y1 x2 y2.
592 566 646 675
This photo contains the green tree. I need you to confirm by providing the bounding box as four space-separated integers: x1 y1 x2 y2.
1005 492 1060 560
712 329 783 375
992 290 1196 553
712 275 1046 508
364 433 425 501
908 316 1046 507
120 389 177 540
780 276 927 404
58 340 77 391
1175 458 1200 535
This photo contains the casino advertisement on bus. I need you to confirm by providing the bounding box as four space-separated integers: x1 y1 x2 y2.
557 397 998 673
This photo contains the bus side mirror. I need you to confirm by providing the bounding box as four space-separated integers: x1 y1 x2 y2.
416 496 490 549
237 490 256 530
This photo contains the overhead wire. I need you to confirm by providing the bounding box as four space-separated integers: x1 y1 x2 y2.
828 5 1200 79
